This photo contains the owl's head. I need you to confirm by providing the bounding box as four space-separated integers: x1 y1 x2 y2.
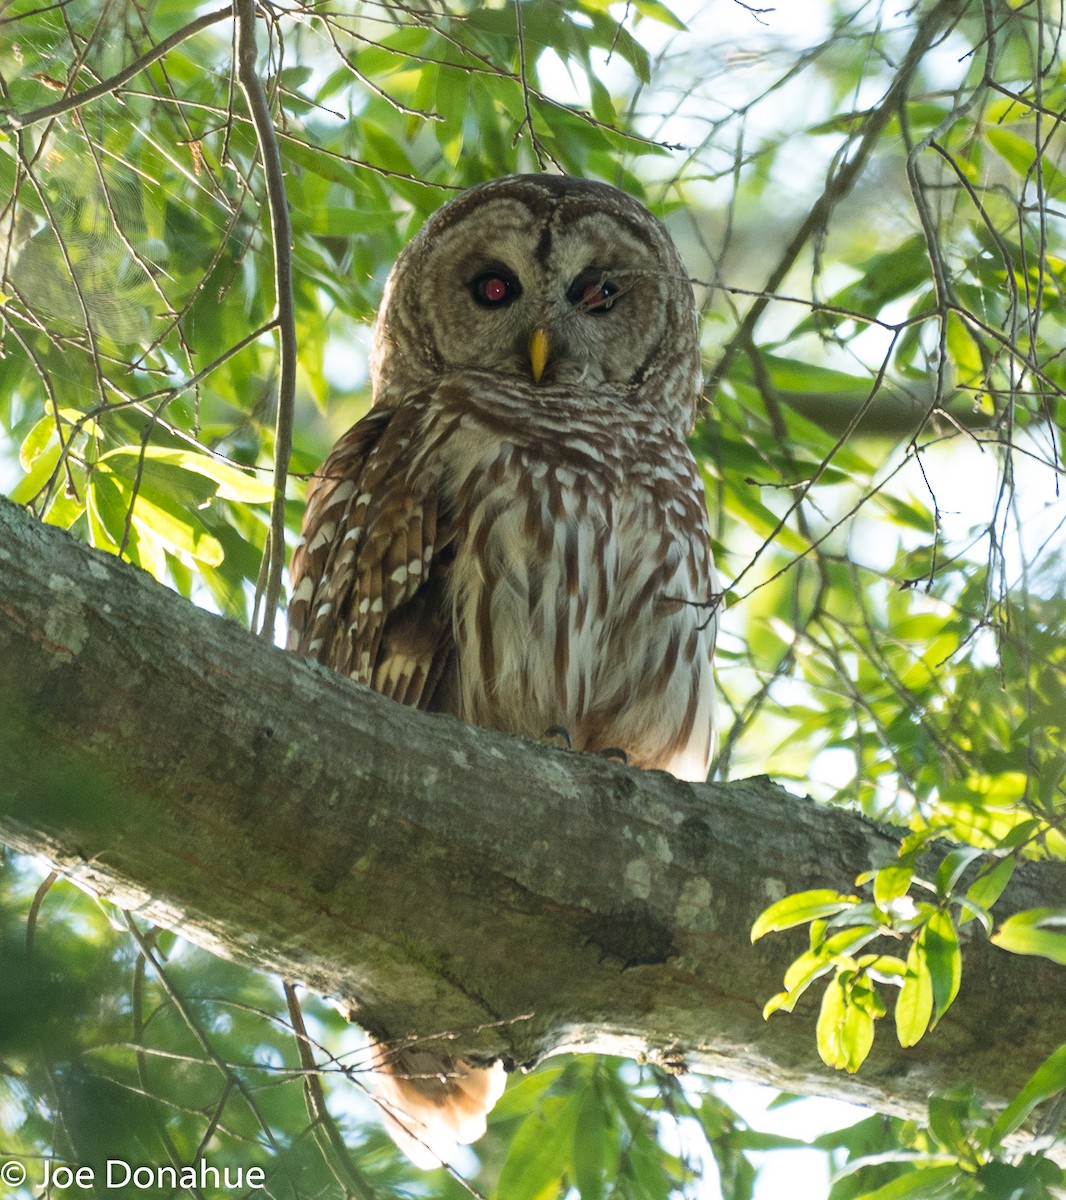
370 175 703 428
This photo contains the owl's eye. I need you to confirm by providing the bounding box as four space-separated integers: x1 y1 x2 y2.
568 275 619 314
471 272 520 307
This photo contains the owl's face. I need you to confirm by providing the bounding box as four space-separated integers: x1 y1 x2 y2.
371 175 702 426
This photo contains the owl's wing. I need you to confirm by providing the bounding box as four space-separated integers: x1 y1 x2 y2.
287 400 459 713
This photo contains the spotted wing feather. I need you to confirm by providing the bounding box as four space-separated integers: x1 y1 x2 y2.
287 400 458 713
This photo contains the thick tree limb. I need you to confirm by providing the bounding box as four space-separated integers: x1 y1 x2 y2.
0 495 1061 1125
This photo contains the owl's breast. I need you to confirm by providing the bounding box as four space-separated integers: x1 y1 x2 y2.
430 391 718 781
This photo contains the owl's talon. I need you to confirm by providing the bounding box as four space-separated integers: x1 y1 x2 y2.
542 725 573 751
599 747 629 765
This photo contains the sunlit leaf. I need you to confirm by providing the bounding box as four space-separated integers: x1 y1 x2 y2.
922 911 961 1028
18 413 56 471
572 1083 610 1200
964 856 1015 916
991 909 1066 966
895 938 934 1048
817 973 877 1073
873 866 913 907
632 0 687 29
751 890 860 942
101 446 275 504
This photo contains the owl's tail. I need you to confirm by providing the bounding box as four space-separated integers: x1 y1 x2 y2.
371 1046 507 1169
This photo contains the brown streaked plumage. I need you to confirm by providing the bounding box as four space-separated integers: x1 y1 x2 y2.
287 173 719 1166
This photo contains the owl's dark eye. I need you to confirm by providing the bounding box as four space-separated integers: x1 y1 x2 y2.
471 271 520 307
568 274 619 314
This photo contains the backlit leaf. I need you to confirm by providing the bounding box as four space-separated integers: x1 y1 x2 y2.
895 939 934 1048
751 890 860 942
817 974 877 1073
991 909 1066 966
922 911 961 1027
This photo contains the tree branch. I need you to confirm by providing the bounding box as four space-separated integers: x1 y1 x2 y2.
0 495 1061 1124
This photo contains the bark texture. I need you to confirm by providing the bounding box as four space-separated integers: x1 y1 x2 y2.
0 496 1061 1123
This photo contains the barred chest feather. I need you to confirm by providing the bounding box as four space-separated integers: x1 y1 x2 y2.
428 384 719 782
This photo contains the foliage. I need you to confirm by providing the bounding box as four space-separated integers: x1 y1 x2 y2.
0 0 1064 1196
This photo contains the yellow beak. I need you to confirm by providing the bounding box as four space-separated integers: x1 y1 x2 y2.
529 327 550 384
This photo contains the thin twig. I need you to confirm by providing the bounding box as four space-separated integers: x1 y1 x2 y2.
233 0 296 640
514 0 550 170
704 0 965 399
122 913 282 1150
25 870 59 957
283 983 381 1200
2 6 235 132
131 936 208 1200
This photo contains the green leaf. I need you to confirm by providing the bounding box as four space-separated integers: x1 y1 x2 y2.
817 973 877 1073
130 512 169 581
90 463 224 569
815 234 931 322
895 939 934 1048
922 911 962 1027
585 11 652 82
874 866 914 907
130 488 223 566
762 990 794 1019
976 1158 1064 1198
494 1093 580 1200
951 895 993 935
862 955 907 984
766 924 884 1018
100 447 275 503
963 856 1015 918
991 909 1066 966
854 1163 962 1198
631 0 688 29
991 1043 1066 1144
18 413 56 471
789 926 882 988
9 438 61 505
997 819 1044 852
927 1090 973 1157
751 890 859 942
986 127 1066 198
86 467 127 552
934 847 982 899
572 1083 609 1200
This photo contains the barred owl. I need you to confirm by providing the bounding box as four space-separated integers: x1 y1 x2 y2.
288 174 719 1165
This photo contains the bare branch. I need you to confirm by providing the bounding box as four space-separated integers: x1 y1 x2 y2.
232 0 296 639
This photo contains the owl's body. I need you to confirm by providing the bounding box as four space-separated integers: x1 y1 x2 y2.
288 174 718 1164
